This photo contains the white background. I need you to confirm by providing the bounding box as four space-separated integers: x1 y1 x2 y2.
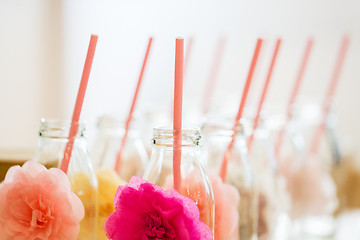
0 0 359 159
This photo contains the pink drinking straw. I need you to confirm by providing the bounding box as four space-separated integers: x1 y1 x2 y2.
170 37 193 120
248 39 282 152
274 38 314 159
219 38 263 181
60 34 98 174
309 36 349 156
115 37 153 172
201 37 226 115
173 37 184 192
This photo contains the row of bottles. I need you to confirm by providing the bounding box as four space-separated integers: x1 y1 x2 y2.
32 105 350 239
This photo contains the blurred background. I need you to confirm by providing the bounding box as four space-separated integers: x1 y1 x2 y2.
1 0 359 158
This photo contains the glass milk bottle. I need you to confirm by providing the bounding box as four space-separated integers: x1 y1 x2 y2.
272 105 337 238
329 111 360 215
91 115 149 239
143 127 215 234
248 119 291 240
33 119 98 240
202 120 258 240
92 115 148 182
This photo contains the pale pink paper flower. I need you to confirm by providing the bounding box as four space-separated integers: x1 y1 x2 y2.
280 156 337 218
210 175 240 240
105 176 213 240
0 161 85 240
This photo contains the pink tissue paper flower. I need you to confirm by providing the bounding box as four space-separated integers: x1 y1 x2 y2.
280 156 337 218
210 175 240 240
0 161 85 240
105 176 213 240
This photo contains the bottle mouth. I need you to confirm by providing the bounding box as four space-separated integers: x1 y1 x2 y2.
152 127 201 147
201 118 248 137
39 118 86 139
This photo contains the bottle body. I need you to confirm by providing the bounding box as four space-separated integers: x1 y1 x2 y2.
327 111 360 215
202 120 258 240
269 105 338 238
143 127 215 234
249 124 291 240
91 115 148 239
92 115 148 182
33 119 98 240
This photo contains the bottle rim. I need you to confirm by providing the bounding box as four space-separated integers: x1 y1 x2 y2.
152 126 201 147
39 118 86 139
201 118 248 137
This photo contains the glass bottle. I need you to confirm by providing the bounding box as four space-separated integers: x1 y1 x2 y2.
143 127 215 234
202 119 258 240
33 119 98 240
272 104 337 238
248 118 291 240
91 115 148 182
91 115 149 239
329 111 360 215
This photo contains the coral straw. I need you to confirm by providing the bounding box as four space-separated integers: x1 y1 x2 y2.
201 37 226 115
115 37 153 172
170 37 192 121
60 34 98 174
248 39 282 152
309 36 349 156
173 37 184 192
274 38 313 158
219 38 263 181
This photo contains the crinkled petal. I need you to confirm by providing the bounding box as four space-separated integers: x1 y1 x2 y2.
106 176 213 240
0 161 84 240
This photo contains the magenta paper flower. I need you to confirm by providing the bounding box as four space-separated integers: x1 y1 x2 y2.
0 161 85 240
105 176 213 240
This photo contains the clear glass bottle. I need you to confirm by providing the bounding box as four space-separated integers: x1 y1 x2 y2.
271 104 337 238
91 115 148 182
33 119 98 240
202 120 258 240
143 127 215 234
248 119 291 240
91 115 149 240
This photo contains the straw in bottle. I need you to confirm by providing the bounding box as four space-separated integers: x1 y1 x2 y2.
248 39 282 152
274 38 314 159
173 37 184 192
60 34 98 173
115 37 153 172
219 38 263 181
309 36 349 156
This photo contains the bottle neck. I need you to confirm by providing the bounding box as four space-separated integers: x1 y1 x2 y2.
38 118 86 139
201 120 246 140
34 119 89 169
96 115 139 137
152 127 201 148
36 119 87 154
